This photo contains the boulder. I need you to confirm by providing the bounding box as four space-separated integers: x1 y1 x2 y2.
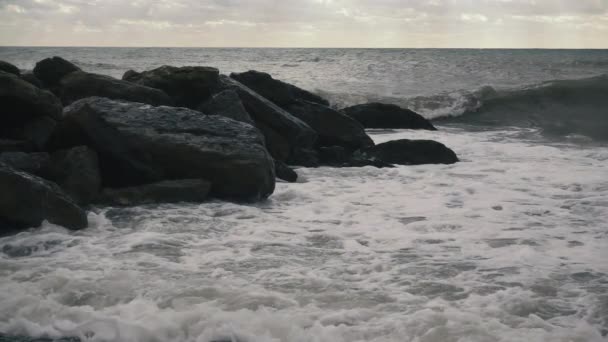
286 100 374 150
57 71 173 106
33 56 81 87
0 162 88 231
287 148 319 167
123 66 219 108
359 139 458 165
49 97 275 200
230 70 329 107
255 121 291 161
341 103 437 130
41 146 101 205
0 139 32 153
98 179 211 206
318 146 393 168
198 89 254 124
20 71 44 88
218 76 317 161
275 161 298 182
23 116 57 150
0 61 20 75
0 152 49 175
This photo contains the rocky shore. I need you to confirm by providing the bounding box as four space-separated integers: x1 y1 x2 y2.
0 57 458 235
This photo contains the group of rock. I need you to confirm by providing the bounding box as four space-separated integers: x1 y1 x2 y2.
0 57 458 234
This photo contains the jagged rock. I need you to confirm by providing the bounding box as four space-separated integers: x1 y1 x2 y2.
41 146 101 205
20 71 44 88
98 179 211 206
286 100 374 150
0 162 88 232
198 89 254 124
123 66 219 108
57 71 173 106
341 103 437 130
23 116 57 150
33 56 81 86
49 97 275 200
275 161 298 182
230 70 329 107
0 60 20 75
0 152 49 174
359 139 458 165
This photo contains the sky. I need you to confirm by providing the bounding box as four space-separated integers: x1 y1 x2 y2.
0 0 607 48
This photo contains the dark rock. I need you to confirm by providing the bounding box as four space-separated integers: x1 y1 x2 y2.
275 161 298 182
41 146 101 205
198 89 254 124
286 100 374 149
359 139 458 165
23 116 57 150
318 146 352 165
341 103 437 130
0 139 32 153
123 66 219 108
0 71 62 134
33 56 81 86
0 152 49 174
57 71 173 106
218 76 317 161
98 179 211 206
287 148 319 167
20 70 44 88
49 97 275 200
0 60 20 75
255 122 291 161
230 70 329 107
0 162 88 231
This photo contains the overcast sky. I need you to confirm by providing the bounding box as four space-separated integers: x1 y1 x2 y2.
0 0 607 48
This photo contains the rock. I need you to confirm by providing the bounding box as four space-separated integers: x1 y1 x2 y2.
20 70 44 88
286 100 374 150
230 70 329 107
318 146 352 165
287 148 319 167
0 162 88 231
23 116 57 150
198 89 254 124
341 103 437 130
0 139 32 153
218 76 317 161
123 66 219 108
359 139 459 165
255 121 291 161
41 146 101 205
33 56 81 86
275 161 298 182
0 152 49 174
0 71 63 134
49 97 275 200
57 71 173 106
0 60 20 75
98 179 211 206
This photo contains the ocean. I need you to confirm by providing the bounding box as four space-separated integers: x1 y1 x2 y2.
0 47 607 342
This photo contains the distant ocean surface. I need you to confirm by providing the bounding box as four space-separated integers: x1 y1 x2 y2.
0 47 607 342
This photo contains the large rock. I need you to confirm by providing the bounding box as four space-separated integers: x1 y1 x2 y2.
0 162 88 232
218 76 317 161
0 152 49 175
41 146 101 205
198 89 254 124
286 100 374 150
0 139 32 153
57 71 173 106
49 97 275 200
23 116 57 150
230 70 329 107
123 66 219 108
98 179 211 206
0 61 20 75
20 71 44 88
275 161 298 183
359 139 458 165
341 103 437 130
33 56 81 87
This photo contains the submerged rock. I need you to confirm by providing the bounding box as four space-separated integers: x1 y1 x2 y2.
359 139 459 165
49 97 275 200
275 161 298 182
98 179 211 206
33 56 81 87
123 65 220 108
341 103 437 130
0 162 88 231
0 60 20 75
198 89 254 124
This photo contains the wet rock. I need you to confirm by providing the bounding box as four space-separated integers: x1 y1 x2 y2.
0 152 49 174
286 100 374 150
287 148 319 167
20 70 44 88
358 139 458 165
0 139 32 153
0 162 88 232
23 116 57 150
49 97 275 200
123 65 219 108
275 161 298 182
0 60 20 75
41 146 101 205
33 56 81 87
341 103 437 130
198 89 254 124
98 179 211 206
57 71 173 106
230 70 329 107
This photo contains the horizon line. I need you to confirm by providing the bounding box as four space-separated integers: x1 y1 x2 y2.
1 45 607 50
